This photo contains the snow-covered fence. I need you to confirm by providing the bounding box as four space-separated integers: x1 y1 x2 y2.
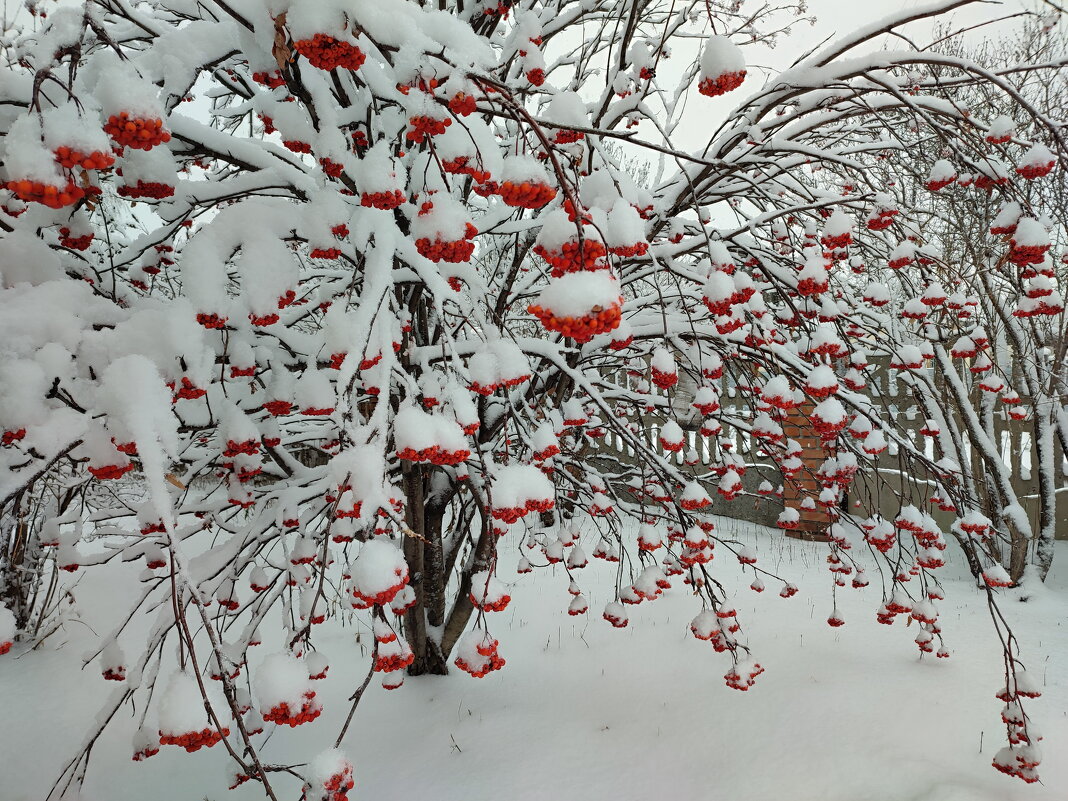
591 360 1068 539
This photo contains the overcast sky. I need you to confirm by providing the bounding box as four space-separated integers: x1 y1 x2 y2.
761 0 1032 70
656 0 1038 151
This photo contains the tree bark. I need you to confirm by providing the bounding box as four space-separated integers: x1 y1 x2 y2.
1031 408 1058 582
439 512 495 659
401 465 437 675
422 499 447 628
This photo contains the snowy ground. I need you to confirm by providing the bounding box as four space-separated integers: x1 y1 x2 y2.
3 519 1066 801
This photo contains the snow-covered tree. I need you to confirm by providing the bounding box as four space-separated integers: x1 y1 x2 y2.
805 16 1068 583
0 0 1062 795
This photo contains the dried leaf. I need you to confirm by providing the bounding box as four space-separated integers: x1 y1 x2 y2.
272 13 292 72
165 473 187 490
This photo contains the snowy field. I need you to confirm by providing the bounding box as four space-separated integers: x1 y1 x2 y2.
3 519 1066 801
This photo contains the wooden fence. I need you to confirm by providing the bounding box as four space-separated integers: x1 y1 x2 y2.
590 362 1068 540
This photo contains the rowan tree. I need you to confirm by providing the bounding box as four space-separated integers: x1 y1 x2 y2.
0 0 1062 796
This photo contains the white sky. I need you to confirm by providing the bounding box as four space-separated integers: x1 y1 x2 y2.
771 0 1033 67
659 0 1037 150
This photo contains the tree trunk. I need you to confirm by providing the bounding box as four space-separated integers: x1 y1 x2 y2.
439 513 496 660
1031 408 1058 582
0 500 34 629
401 465 443 675
422 500 447 628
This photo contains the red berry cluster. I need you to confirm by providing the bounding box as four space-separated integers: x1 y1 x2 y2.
650 366 677 390
820 231 852 250
455 637 506 677
58 227 94 250
196 312 228 329
283 139 312 154
603 608 628 628
88 462 135 480
925 176 954 191
374 648 415 672
250 312 281 326
498 180 557 209
659 433 684 452
724 661 764 691
320 157 344 177
992 749 1040 783
352 574 408 608
482 1 514 16
405 115 451 144
159 726 228 752
0 641 13 656
264 399 293 417
263 693 321 727
223 439 259 458
395 445 471 466
866 527 896 553
866 208 897 230
469 373 531 395
534 238 608 276
53 146 114 170
398 77 439 95
294 35 366 72
553 129 584 144
585 494 612 514
698 70 746 97
309 247 341 259
1013 297 1062 317
117 181 175 199
490 497 553 524
637 535 661 552
173 377 207 401
336 500 363 519
888 253 913 270
104 113 171 150
796 275 829 296
359 353 382 370
415 227 477 263
321 765 356 801
252 70 286 88
360 189 405 209
441 157 492 186
5 178 85 209
532 443 560 461
102 666 126 681
1008 241 1049 266
1016 160 1055 180
448 92 477 116
526 68 546 86
973 173 1008 191
470 590 511 612
131 744 159 761
609 241 648 258
528 301 622 344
